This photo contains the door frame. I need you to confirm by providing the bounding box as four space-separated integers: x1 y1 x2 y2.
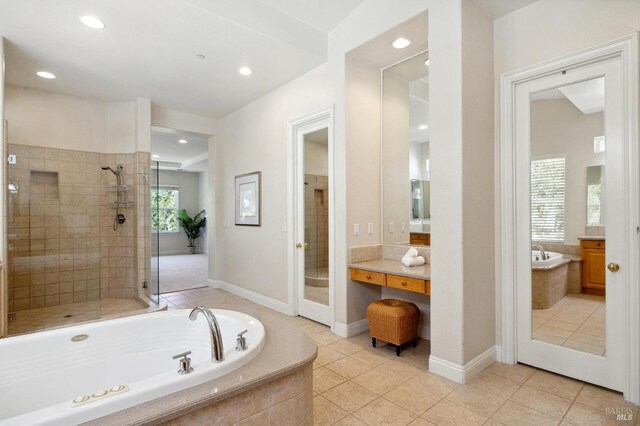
499 34 640 402
287 106 335 329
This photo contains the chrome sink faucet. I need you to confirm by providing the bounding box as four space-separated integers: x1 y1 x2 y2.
189 306 224 363
532 243 546 260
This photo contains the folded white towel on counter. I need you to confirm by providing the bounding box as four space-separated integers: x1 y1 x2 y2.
401 256 425 267
404 247 419 258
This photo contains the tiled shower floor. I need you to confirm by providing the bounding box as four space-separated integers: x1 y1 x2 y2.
8 298 147 336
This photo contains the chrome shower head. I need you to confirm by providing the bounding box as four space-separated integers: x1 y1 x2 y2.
101 165 122 176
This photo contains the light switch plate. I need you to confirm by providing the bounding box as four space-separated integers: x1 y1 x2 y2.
368 223 374 234
354 223 360 236
389 222 394 233
401 222 406 232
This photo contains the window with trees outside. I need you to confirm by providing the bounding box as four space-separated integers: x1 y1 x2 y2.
531 156 565 242
152 187 179 233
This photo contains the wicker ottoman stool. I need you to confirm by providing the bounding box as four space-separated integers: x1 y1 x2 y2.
367 299 419 356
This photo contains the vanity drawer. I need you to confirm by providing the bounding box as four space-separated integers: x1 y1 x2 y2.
351 268 386 286
387 274 425 293
581 240 605 249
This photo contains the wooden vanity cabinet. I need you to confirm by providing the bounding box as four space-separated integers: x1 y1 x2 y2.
581 239 606 294
351 268 430 296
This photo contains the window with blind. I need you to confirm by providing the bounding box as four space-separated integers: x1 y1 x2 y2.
531 157 565 242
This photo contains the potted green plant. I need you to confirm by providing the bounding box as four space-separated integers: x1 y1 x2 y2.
177 209 206 254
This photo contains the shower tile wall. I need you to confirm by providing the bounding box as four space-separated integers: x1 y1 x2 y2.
304 174 328 276
7 145 149 312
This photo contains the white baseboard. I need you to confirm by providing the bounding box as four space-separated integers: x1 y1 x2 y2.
209 280 293 316
428 345 497 384
334 318 369 338
158 249 206 256
495 345 503 363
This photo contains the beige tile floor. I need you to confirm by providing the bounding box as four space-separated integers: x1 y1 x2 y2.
160 287 637 426
8 298 147 336
533 294 606 356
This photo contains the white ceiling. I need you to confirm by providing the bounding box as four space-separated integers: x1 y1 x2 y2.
254 0 365 33
151 127 209 172
0 0 361 118
348 12 428 69
472 0 540 19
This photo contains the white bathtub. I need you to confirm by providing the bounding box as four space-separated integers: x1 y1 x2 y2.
531 250 564 268
0 309 265 426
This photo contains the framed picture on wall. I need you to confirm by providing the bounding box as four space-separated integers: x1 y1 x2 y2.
235 171 262 226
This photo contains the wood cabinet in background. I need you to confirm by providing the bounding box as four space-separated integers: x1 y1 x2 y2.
581 239 606 295
409 232 430 246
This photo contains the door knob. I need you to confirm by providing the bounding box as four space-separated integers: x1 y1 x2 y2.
608 262 620 272
296 243 303 249
304 242 309 248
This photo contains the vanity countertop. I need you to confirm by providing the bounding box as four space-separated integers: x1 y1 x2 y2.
578 236 605 241
349 259 431 280
409 231 430 235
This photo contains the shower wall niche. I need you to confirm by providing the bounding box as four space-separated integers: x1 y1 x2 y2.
6 144 150 313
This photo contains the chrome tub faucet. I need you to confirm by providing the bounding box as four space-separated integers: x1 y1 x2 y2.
189 306 224 362
532 243 547 260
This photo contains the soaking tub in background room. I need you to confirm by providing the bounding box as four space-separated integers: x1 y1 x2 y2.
531 250 565 268
0 309 265 426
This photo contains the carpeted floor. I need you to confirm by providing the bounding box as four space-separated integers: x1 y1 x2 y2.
155 254 209 293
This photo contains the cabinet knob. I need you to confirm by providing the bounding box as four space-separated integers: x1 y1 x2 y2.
366 274 372 280
401 282 407 286
608 262 620 272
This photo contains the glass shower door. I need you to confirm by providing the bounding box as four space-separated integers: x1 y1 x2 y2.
150 162 160 299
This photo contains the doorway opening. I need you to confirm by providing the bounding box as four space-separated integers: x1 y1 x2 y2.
150 127 211 296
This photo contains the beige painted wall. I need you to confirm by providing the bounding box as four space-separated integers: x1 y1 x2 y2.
531 99 604 244
4 85 137 153
215 64 333 304
304 141 328 176
493 0 640 349
459 0 495 363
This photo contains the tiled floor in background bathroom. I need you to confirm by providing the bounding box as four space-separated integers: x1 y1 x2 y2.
162 287 638 426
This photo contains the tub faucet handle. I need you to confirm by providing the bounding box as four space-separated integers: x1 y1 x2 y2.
236 330 248 351
173 351 193 375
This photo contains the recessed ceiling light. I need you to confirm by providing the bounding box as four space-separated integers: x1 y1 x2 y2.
392 38 411 49
178 139 188 144
425 59 430 66
79 15 105 29
152 154 159 159
36 71 56 79
238 66 253 76
419 125 428 130
195 54 206 60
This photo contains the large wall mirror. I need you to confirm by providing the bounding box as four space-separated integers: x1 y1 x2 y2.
382 51 430 245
